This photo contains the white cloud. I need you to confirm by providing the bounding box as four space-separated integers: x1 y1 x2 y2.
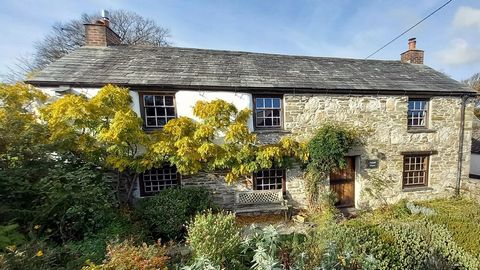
437 38 480 66
453 6 480 30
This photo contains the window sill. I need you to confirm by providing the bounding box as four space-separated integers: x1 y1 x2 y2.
407 128 436 134
254 129 291 134
402 187 434 193
142 127 163 133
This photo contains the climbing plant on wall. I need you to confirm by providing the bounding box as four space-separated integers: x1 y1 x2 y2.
306 124 362 206
147 99 308 183
41 84 308 204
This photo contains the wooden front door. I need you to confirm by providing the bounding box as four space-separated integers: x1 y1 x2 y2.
330 157 355 208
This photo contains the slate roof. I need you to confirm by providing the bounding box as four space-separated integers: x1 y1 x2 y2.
27 46 474 94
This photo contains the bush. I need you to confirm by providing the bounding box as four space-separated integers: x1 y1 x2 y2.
137 187 215 240
33 163 117 243
64 211 148 268
187 211 242 267
81 239 169 270
418 198 480 258
0 240 65 270
379 220 479 269
0 224 25 251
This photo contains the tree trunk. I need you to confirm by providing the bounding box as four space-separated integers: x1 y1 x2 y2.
125 173 138 206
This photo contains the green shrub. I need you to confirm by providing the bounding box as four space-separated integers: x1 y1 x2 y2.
138 187 215 240
187 211 242 268
0 240 64 270
379 220 479 269
418 198 480 258
33 163 117 243
243 225 283 270
64 211 148 268
81 239 169 270
0 224 25 251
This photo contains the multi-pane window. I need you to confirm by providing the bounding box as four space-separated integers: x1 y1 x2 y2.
407 99 428 128
142 94 176 128
254 96 282 128
254 168 285 191
403 155 429 188
139 165 179 196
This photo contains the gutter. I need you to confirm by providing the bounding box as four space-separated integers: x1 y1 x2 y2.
455 94 470 196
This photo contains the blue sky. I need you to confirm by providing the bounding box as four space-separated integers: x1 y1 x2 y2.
1 0 479 81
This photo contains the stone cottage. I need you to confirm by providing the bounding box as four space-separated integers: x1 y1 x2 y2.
26 17 476 210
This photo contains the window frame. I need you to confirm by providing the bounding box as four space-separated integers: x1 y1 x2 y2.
407 98 429 129
253 95 284 130
138 165 181 197
253 168 286 193
402 154 430 189
139 92 177 130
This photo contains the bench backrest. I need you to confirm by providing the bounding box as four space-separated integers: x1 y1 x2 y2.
235 190 284 205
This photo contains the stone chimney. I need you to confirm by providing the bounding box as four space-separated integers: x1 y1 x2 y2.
400 38 424 64
84 10 121 47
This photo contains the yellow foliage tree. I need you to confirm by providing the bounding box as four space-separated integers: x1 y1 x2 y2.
42 85 307 203
41 84 151 203
0 83 48 169
149 99 308 183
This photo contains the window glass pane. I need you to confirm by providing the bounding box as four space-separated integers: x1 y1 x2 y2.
164 96 174 106
265 118 272 126
273 110 280 117
272 118 280 126
144 95 154 106
146 107 155 116
273 98 280 108
146 117 156 126
157 118 167 126
166 107 175 116
154 96 164 106
265 98 272 107
157 107 165 116
256 118 265 127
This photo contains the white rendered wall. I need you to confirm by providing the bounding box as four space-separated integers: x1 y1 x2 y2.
38 87 101 99
470 153 480 176
175 90 254 131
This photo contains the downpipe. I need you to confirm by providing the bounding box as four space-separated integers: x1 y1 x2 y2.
455 95 469 196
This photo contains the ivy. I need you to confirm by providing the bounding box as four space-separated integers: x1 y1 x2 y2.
305 124 361 206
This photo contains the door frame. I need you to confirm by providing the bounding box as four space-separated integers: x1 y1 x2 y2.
329 156 358 208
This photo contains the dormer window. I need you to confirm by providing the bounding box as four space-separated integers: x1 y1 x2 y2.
140 93 176 129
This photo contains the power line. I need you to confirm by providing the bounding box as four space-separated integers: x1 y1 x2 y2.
365 0 454 59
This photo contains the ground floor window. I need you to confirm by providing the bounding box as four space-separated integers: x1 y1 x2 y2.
253 168 285 191
403 154 429 188
139 165 179 196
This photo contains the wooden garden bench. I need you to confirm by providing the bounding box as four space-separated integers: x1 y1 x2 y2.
234 190 289 221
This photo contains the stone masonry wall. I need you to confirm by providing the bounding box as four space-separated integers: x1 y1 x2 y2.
132 93 473 210
180 164 306 210
283 94 473 208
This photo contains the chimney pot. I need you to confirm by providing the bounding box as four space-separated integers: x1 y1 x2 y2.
401 38 424 64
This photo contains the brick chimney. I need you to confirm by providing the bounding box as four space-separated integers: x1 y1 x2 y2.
84 10 121 47
400 38 424 64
